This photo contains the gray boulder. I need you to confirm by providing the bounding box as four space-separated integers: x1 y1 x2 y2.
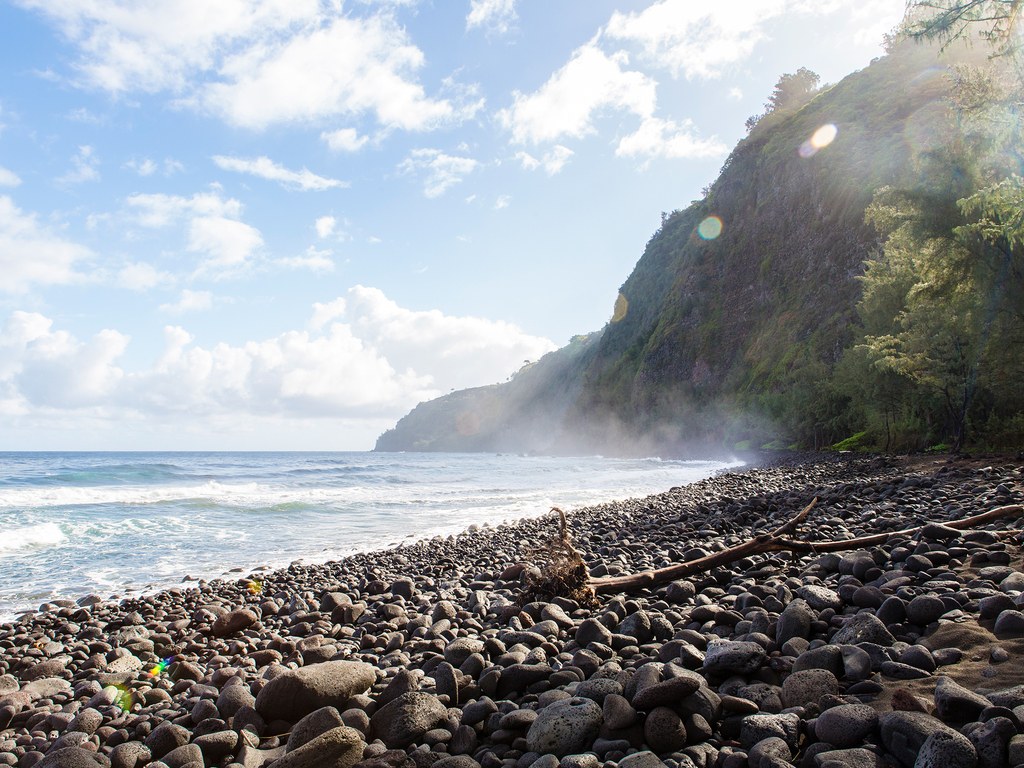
526 697 603 757
370 692 448 748
269 725 364 768
255 661 376 723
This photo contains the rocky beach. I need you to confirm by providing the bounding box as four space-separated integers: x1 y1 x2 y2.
2 454 1024 768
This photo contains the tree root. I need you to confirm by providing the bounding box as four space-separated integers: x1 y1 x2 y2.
519 507 598 607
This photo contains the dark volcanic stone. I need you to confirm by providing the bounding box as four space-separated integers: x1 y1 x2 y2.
813 704 877 748
192 731 238 762
212 608 258 637
643 707 687 754
781 669 838 709
905 595 947 626
255 661 376 723
879 711 964 766
37 749 110 768
288 706 347 752
271 726 364 768
109 743 150 768
914 729 978 768
370 692 448 749
525 698 602 757
631 672 702 711
775 599 814 645
144 722 191 759
934 676 991 722
831 613 895 646
739 713 799 750
575 619 613 648
994 610 1024 637
702 640 766 676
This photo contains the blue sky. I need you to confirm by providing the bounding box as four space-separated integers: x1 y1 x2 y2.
0 0 904 450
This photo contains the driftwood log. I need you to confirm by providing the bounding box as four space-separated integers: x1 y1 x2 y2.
525 500 1024 601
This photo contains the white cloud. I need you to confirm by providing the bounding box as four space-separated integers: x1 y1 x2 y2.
197 14 467 131
848 0 907 46
499 42 656 144
315 215 336 239
341 286 557 395
309 297 347 331
212 155 348 191
0 196 90 292
616 116 727 163
125 158 158 176
494 195 510 210
124 157 182 177
57 145 100 184
399 148 477 198
321 128 370 152
125 189 262 277
127 190 242 228
118 261 173 291
515 151 539 171
160 288 214 314
66 107 105 124
0 166 21 187
277 246 335 273
1 313 128 409
516 145 574 175
605 0 785 79
466 0 518 35
728 87 744 101
0 288 556 428
20 3 476 134
604 0 901 79
17 0 322 93
187 216 263 275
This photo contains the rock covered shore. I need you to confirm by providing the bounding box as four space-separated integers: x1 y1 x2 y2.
1 454 1023 768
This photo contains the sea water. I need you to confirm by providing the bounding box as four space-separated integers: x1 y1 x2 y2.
0 452 742 619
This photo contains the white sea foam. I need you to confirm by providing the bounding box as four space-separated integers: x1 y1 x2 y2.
0 452 745 620
0 522 66 554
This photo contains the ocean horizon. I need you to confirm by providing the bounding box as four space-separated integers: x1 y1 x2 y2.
0 450 743 620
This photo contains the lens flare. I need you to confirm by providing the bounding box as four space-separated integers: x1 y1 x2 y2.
247 580 263 595
697 216 723 240
799 124 838 158
149 657 171 676
112 684 132 712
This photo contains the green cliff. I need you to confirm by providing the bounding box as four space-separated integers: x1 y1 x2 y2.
377 35 1023 456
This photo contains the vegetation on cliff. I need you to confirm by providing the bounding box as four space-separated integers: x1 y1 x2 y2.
377 3 1024 457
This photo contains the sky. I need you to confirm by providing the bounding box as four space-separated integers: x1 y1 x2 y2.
0 0 906 450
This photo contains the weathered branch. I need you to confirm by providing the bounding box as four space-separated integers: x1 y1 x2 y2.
589 502 1022 595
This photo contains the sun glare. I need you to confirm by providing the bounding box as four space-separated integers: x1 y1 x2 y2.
697 216 723 240
799 124 838 158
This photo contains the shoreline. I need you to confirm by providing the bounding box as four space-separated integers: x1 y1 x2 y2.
0 454 746 624
1 452 1022 768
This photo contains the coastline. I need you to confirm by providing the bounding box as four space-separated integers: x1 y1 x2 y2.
1 453 1023 768
0 452 744 622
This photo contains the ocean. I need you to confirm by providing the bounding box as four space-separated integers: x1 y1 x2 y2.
0 451 742 620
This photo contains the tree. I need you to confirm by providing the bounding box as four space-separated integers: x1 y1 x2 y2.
766 67 821 112
745 67 821 133
840 3 1024 451
904 1 1023 58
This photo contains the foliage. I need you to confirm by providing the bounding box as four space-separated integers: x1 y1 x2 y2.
904 1 1023 58
745 67 821 133
830 431 869 451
